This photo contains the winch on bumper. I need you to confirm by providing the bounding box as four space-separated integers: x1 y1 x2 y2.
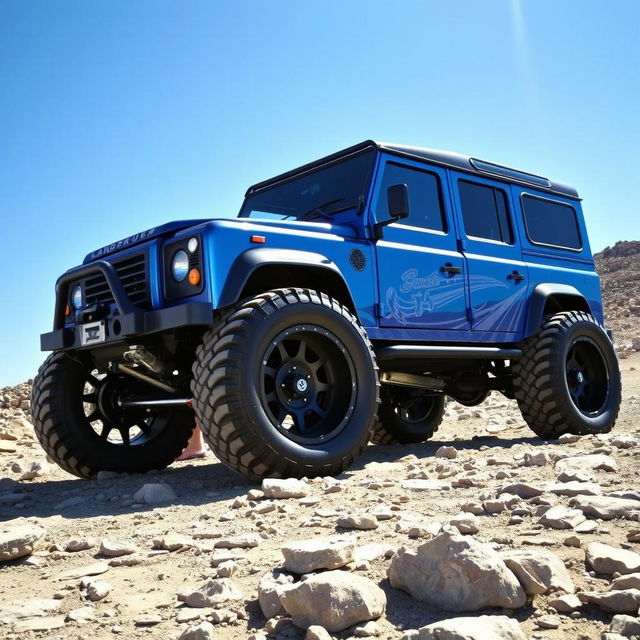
40 260 212 352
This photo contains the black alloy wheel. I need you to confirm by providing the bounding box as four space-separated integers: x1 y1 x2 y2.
513 310 621 438
31 352 195 478
371 386 445 444
191 288 379 479
83 372 176 446
260 325 357 445
565 337 609 417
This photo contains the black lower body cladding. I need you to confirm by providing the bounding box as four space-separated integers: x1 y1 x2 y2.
191 288 380 479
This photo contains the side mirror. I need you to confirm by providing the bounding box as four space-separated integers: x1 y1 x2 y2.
387 183 410 219
374 183 409 239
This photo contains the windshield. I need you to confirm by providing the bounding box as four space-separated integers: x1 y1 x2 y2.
239 149 374 221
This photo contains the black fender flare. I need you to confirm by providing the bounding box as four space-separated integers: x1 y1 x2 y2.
524 283 591 337
218 247 356 310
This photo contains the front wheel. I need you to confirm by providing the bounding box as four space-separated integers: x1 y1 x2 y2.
512 311 621 439
191 289 379 479
30 353 195 478
371 387 445 444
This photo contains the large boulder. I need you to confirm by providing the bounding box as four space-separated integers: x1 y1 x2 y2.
388 531 526 611
258 571 294 618
133 483 176 505
499 549 574 595
539 506 586 530
403 615 526 640
0 523 46 562
0 598 62 624
586 543 640 575
578 589 640 613
280 570 385 632
555 454 617 474
569 496 640 520
610 615 640 637
281 536 355 574
262 478 308 499
177 579 243 608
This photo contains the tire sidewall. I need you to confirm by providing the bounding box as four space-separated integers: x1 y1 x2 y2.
553 318 620 433
236 299 377 466
36 354 194 475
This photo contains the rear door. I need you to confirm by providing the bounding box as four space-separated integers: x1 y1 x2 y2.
374 159 469 330
449 173 528 334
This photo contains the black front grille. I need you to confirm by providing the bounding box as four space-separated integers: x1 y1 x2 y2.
84 253 151 310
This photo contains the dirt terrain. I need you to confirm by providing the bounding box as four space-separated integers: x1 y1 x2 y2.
1 242 639 640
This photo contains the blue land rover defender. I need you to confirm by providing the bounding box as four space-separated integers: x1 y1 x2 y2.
33 141 621 479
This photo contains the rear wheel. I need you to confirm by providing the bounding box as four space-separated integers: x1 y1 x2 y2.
371 386 445 444
191 288 379 479
31 353 195 478
512 311 621 438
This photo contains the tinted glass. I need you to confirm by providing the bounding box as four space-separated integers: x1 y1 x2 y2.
239 149 373 220
375 163 446 232
458 180 513 244
522 195 581 250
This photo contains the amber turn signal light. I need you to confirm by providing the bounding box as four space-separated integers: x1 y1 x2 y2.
188 268 201 286
251 235 266 244
65 304 71 316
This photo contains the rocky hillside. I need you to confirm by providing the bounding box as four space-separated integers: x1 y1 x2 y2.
595 240 640 350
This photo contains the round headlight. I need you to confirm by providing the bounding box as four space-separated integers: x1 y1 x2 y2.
172 250 189 282
187 237 198 253
71 285 82 309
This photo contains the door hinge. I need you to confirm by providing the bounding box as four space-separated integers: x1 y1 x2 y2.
466 307 474 324
457 237 466 253
374 302 382 319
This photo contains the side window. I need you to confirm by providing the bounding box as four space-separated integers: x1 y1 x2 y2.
522 194 582 250
458 180 514 244
375 163 446 233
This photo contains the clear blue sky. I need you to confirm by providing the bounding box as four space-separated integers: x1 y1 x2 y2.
1 0 638 386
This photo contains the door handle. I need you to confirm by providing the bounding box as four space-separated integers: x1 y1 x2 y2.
508 270 526 283
440 263 461 275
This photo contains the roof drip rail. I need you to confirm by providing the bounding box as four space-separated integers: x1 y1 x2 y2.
470 158 551 188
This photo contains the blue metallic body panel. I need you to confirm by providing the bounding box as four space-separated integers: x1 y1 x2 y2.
370 156 469 331
71 142 603 349
202 218 378 327
448 170 529 333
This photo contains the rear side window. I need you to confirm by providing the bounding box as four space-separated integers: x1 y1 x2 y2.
458 180 514 244
522 195 582 250
375 162 447 233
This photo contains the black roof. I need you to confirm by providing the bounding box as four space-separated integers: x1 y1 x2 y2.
246 140 580 200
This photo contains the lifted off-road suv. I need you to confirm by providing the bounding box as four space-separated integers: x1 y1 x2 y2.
33 140 621 480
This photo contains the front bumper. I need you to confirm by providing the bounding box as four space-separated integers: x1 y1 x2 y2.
41 260 212 352
41 302 213 351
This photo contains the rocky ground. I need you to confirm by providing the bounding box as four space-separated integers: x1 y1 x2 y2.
1 241 639 640
1 353 639 640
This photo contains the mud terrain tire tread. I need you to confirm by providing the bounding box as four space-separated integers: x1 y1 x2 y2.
512 310 621 439
31 352 194 479
191 288 379 479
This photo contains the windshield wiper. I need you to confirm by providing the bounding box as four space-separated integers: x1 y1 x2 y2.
298 198 346 222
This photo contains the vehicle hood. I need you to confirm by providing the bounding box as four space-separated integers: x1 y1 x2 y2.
83 219 211 263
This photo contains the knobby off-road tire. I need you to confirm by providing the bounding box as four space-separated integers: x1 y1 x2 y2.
371 387 445 444
31 352 195 478
512 311 621 439
191 288 380 479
